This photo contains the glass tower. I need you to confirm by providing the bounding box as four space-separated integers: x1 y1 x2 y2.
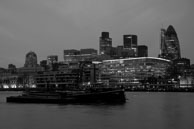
160 25 181 60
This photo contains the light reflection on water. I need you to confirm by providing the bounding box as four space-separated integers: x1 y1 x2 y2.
0 92 194 129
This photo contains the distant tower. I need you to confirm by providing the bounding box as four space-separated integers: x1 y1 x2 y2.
160 25 181 60
99 32 112 55
24 51 38 68
123 35 138 56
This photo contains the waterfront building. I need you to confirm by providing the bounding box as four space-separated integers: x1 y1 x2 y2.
138 45 148 57
0 67 31 89
123 35 138 56
0 72 19 89
36 61 98 88
179 76 194 88
159 25 181 60
36 71 79 88
99 57 171 85
0 67 19 88
99 32 112 55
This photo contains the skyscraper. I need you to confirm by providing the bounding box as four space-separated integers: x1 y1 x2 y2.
99 32 112 55
123 35 138 56
159 25 181 60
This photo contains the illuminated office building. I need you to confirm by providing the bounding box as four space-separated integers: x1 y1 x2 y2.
99 57 171 83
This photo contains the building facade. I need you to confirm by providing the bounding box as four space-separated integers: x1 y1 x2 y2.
35 61 98 88
99 57 171 84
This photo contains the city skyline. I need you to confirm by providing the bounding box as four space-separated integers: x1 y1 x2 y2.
0 0 194 68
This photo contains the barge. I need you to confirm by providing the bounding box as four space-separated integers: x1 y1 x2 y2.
6 88 126 104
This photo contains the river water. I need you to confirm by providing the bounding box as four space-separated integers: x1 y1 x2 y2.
0 91 194 129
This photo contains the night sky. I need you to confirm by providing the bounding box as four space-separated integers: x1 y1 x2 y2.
0 0 194 68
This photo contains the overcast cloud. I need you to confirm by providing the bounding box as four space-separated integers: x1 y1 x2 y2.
0 0 194 67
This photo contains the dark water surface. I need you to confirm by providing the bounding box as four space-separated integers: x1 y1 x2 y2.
1 91 194 129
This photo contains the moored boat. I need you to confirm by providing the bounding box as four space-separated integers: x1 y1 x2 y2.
6 87 126 104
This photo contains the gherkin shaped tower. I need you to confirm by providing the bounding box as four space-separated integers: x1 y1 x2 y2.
160 25 181 60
